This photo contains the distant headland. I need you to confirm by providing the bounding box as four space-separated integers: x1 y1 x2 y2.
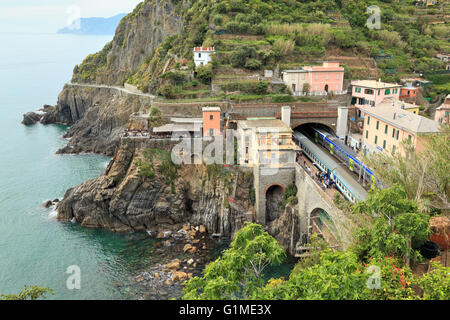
57 13 126 35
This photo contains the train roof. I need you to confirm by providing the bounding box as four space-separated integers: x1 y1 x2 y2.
333 167 368 201
295 132 340 171
329 136 359 159
295 131 368 201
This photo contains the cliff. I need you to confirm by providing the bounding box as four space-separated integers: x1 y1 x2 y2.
57 138 255 236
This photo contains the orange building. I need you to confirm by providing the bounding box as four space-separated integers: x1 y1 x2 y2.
202 107 221 137
400 85 418 100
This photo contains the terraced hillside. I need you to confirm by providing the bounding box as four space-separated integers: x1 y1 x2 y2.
71 0 449 103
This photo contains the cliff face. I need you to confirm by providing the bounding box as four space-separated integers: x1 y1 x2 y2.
72 0 184 86
57 139 255 236
41 85 151 155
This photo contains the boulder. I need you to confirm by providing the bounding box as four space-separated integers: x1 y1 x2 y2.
166 259 181 270
43 200 53 208
183 244 193 252
22 112 42 125
172 271 188 282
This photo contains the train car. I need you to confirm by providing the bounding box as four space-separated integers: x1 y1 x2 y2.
312 127 375 186
294 132 368 202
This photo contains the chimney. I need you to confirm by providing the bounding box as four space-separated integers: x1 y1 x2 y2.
281 106 291 127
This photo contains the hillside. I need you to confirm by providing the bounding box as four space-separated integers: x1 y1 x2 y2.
57 13 127 35
71 0 449 102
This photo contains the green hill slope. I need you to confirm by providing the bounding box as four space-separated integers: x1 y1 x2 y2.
72 0 449 99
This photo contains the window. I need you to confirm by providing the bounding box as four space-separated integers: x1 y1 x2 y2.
392 128 396 138
385 124 388 134
396 131 399 140
392 145 396 154
366 130 369 139
365 89 374 95
408 135 412 141
367 116 370 125
210 115 214 120
209 129 214 136
376 121 379 130
378 90 381 95
198 53 201 58
385 89 391 95
374 136 378 145
383 140 386 149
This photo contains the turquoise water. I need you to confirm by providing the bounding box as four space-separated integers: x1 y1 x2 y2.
0 33 162 300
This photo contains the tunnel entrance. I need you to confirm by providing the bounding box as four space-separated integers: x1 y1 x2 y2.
310 208 338 244
265 185 284 222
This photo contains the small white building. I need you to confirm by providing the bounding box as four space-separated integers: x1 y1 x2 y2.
193 47 215 68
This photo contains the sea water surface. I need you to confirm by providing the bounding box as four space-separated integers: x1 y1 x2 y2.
0 33 295 300
0 33 162 300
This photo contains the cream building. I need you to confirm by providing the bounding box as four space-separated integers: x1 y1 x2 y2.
360 104 440 156
237 118 299 168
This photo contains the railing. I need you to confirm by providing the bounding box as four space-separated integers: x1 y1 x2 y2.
293 90 348 97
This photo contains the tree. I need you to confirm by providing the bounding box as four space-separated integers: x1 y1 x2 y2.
195 64 214 84
413 262 450 300
364 125 450 212
353 184 418 225
182 223 286 300
1 286 54 300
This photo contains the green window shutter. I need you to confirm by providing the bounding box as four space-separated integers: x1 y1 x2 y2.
385 89 391 95
383 140 386 149
367 116 370 125
385 125 388 134
392 128 395 138
375 136 378 145
376 121 379 130
366 130 369 139
396 131 399 140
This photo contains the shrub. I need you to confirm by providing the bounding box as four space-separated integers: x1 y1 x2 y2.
230 46 257 68
158 83 176 99
196 64 214 84
255 81 269 94
244 58 262 70
273 38 295 57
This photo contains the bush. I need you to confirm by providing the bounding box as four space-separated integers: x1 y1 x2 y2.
273 38 295 57
244 58 262 70
230 46 257 68
158 83 176 99
255 81 269 94
196 64 214 84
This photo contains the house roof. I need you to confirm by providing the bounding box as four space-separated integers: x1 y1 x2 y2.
381 98 420 110
238 118 292 133
360 105 440 134
170 117 203 123
153 123 202 133
202 107 221 112
193 47 215 52
351 80 402 89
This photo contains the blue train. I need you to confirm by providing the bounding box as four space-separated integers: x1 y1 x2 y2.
294 132 368 203
311 127 377 187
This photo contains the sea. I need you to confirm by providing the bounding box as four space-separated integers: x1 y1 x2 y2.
0 32 294 300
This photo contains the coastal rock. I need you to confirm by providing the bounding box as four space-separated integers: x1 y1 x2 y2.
56 139 255 237
22 112 42 125
43 200 53 208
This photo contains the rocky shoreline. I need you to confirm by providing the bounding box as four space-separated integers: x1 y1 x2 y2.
119 223 229 300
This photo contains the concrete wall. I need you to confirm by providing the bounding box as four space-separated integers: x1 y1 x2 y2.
295 163 355 249
254 166 296 225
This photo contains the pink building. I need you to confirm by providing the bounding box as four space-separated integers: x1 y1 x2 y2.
351 80 401 108
282 62 345 96
435 94 450 125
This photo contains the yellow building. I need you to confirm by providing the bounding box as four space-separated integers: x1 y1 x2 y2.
360 104 440 156
237 118 299 168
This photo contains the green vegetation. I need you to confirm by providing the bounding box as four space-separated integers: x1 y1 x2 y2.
72 0 449 100
182 127 450 300
1 286 54 300
136 148 178 192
